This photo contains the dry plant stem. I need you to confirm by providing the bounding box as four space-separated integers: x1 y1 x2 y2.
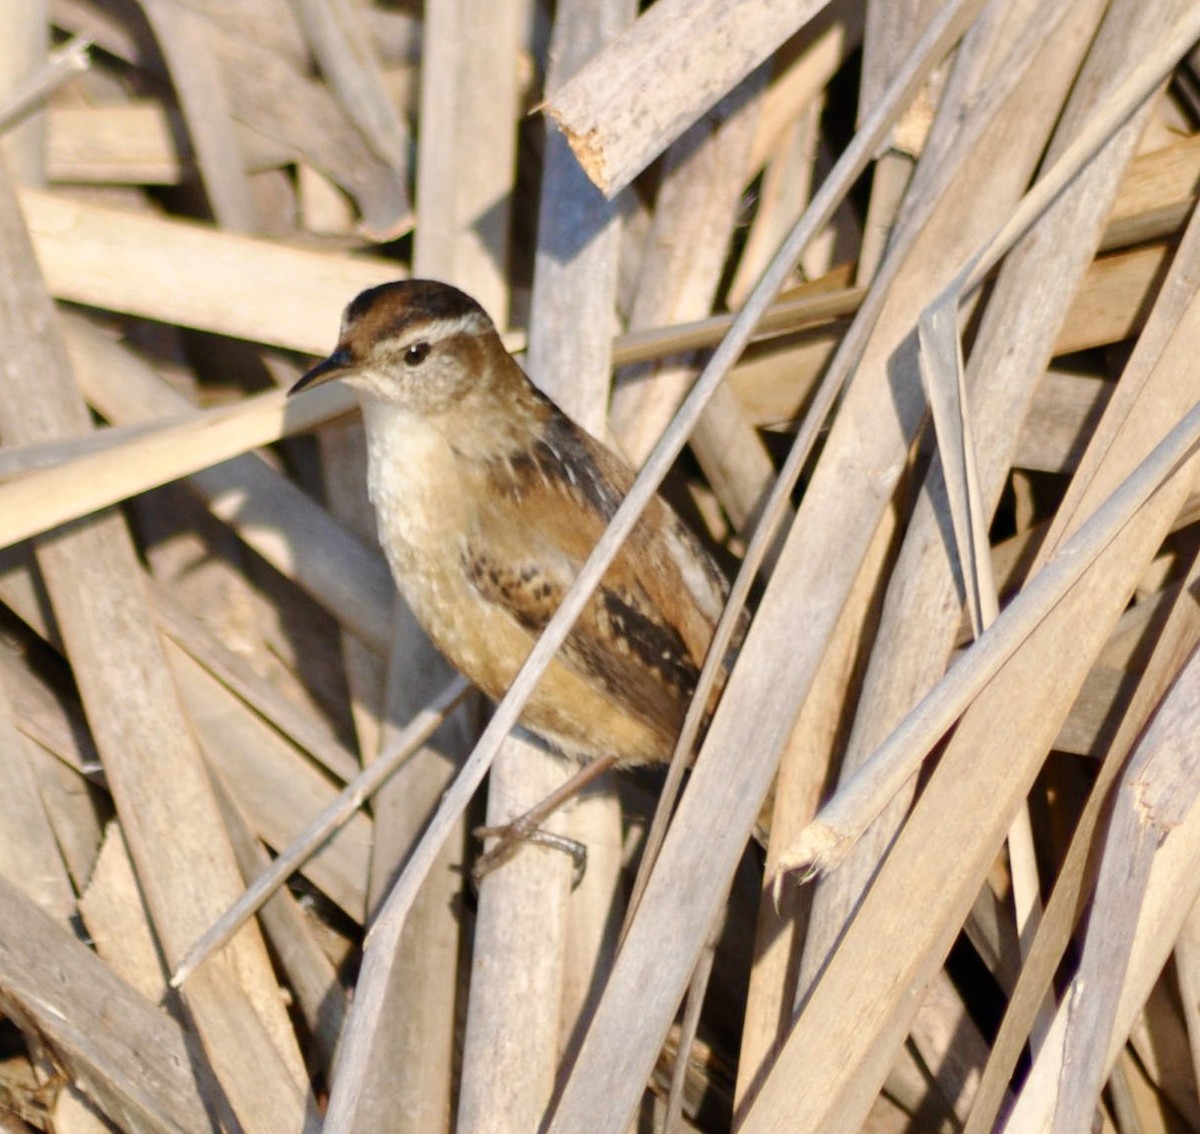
787 0 1098 1016
316 415 386 764
782 409 1200 882
964 541 1200 1134
0 0 46 184
0 489 365 927
123 4 409 236
1173 905 1200 1105
463 0 626 1111
743 394 1200 1130
611 284 864 366
414 0 519 318
1015 371 1114 475
19 180 855 362
150 581 360 782
731 105 823 309
0 379 341 548
36 769 101 905
747 1 865 174
0 633 91 766
666 925 719 1134
1102 131 1200 251
854 0 938 283
459 741 573 1134
44 4 407 229
0 157 315 1131
169 675 469 988
961 6 1200 298
918 302 996 637
0 34 90 136
139 0 259 231
969 80 1200 1127
289 0 409 176
0 668 75 926
768 19 1104 1089
0 874 213 1134
1004 641 1200 1130
920 293 1050 1043
525 0 633 1056
2 212 1172 538
80 822 168 1003
745 86 1200 1133
1103 1061 1139 1133
0 285 870 556
333 13 501 1110
0 417 181 479
940 0 1185 1056
544 0 831 196
729 3 863 304
171 642 372 920
46 101 193 184
609 67 771 533
1059 240 1174 353
0 299 858 544
612 94 767 431
625 106 783 1077
908 971 995 1122
735 517 895 1104
360 616 472 1134
784 0 1200 880
629 0 993 928
19 187 401 353
210 780 346 1079
796 110 1190 883
1126 993 1200 1131
0 502 374 922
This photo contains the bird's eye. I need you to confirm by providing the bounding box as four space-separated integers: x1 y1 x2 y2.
404 342 431 367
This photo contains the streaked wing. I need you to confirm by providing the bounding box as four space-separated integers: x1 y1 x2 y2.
463 544 697 735
466 409 729 736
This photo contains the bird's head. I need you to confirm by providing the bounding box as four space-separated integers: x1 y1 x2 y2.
290 279 508 417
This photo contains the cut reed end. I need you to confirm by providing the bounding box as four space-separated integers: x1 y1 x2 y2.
768 822 848 902
545 106 611 197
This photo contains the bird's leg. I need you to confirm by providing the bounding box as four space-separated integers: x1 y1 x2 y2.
473 752 619 882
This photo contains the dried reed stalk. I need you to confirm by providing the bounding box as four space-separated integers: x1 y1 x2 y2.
544 0 831 196
0 144 313 1134
4 2 1200 1130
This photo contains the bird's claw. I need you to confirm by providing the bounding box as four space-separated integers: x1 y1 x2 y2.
472 820 588 887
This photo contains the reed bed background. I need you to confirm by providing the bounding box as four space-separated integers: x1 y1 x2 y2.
1 1 1200 1131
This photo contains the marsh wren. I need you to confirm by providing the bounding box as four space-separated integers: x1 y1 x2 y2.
290 280 732 872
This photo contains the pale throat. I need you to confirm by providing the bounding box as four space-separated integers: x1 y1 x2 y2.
358 397 470 560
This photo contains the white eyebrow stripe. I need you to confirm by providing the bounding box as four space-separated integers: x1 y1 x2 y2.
341 310 491 346
420 313 490 340
398 313 492 345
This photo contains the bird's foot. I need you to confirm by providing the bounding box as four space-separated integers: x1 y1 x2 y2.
472 818 587 886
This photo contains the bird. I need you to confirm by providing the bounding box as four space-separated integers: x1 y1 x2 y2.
290 279 735 874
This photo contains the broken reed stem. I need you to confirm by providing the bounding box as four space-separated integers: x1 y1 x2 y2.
0 34 91 136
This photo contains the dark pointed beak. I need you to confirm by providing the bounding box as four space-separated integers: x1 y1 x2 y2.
289 347 353 396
